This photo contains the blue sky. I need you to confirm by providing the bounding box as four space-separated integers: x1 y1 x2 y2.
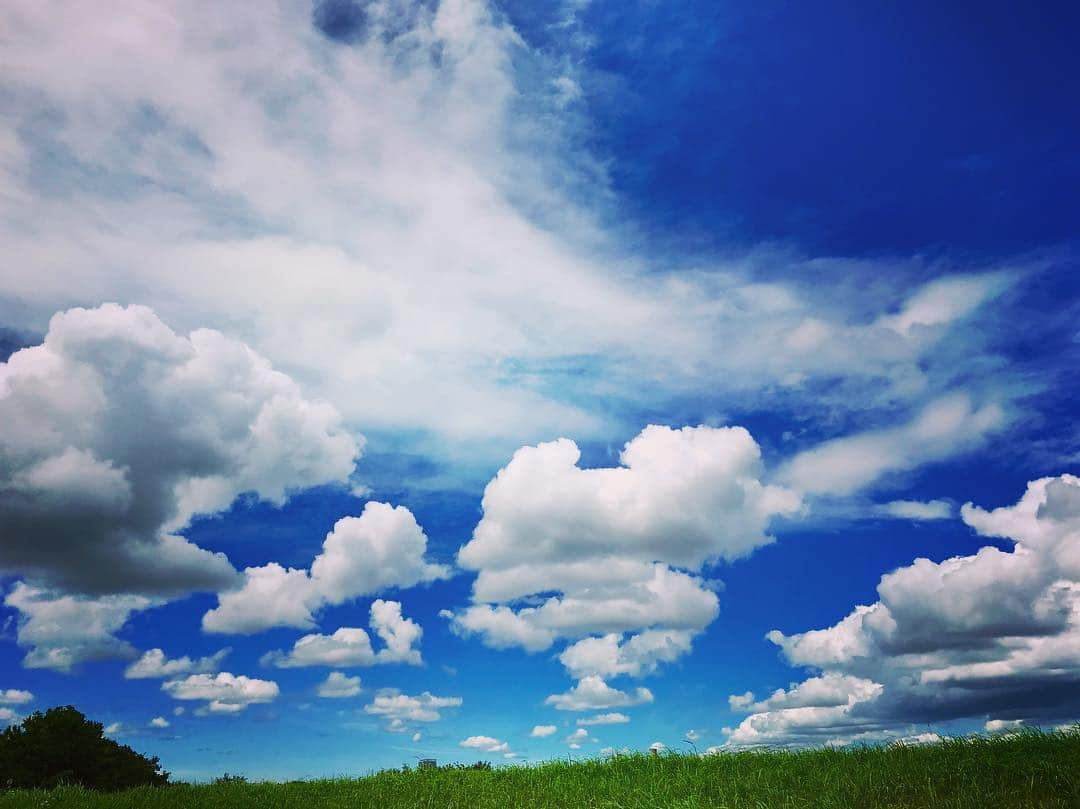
0 0 1078 781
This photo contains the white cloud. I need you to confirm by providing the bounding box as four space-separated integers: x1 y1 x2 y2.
725 475 1080 746
460 735 510 753
412 732 422 742
204 505 448 634
878 499 954 520
261 599 423 668
4 583 155 672
162 672 279 714
779 394 1005 497
545 676 654 712
0 689 33 705
264 627 375 669
448 425 798 672
317 672 362 699
363 689 462 732
985 719 1024 733
559 630 695 679
149 716 169 729
577 713 630 726
125 648 229 679
530 724 557 737
0 708 20 725
685 729 702 743
728 691 755 711
877 272 1013 337
0 304 359 598
565 727 590 749
173 707 185 717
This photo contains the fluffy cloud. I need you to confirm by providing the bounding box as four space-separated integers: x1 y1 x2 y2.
162 672 279 714
0 304 359 598
149 716 169 729
565 727 590 749
559 630 696 680
125 648 229 679
363 689 462 732
577 713 630 726
460 735 510 754
545 676 654 712
317 672 362 699
724 475 1080 747
728 691 755 711
4 583 154 672
261 600 423 668
448 425 798 677
0 690 33 705
204 505 448 634
530 724 557 737
779 394 1005 498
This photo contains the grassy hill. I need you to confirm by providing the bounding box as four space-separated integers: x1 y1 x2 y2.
1 729 1077 808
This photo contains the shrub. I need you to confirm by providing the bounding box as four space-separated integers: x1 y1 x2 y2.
0 706 169 791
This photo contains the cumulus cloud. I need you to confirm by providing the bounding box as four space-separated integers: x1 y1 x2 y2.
317 671 362 699
448 425 798 676
565 727 590 749
559 630 696 679
204 505 448 634
125 648 229 679
363 689 462 732
577 713 630 726
0 690 33 705
149 716 169 729
0 304 359 598
4 583 155 672
460 735 510 753
162 672 279 714
261 600 423 668
530 724 557 737
724 475 1080 747
728 691 755 711
545 676 654 712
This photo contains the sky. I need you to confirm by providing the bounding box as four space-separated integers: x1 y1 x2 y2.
0 0 1078 782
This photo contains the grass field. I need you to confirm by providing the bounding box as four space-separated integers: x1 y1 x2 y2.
1 729 1077 808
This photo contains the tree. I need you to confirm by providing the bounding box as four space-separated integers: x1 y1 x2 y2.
0 706 168 790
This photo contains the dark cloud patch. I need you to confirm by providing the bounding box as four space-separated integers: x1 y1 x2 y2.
312 0 370 44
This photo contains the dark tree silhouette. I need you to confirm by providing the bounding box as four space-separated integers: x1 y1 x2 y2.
0 706 168 790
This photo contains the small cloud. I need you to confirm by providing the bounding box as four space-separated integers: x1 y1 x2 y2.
412 731 421 742
565 727 590 749
530 724 557 737
878 499 953 521
149 716 170 729
985 719 1024 733
728 691 755 711
0 689 33 705
460 735 510 753
173 706 185 716
576 712 630 726
685 729 702 743
317 671 363 699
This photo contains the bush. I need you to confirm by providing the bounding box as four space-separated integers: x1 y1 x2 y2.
0 706 169 791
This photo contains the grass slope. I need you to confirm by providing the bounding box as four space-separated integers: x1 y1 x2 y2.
2 729 1078 808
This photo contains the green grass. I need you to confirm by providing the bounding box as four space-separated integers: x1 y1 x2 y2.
2 729 1078 808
